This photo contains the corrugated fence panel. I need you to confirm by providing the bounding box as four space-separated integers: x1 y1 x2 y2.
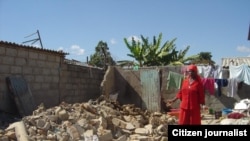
6 76 35 116
140 69 160 112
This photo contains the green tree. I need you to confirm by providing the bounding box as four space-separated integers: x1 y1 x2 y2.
191 52 215 65
142 33 178 66
123 33 179 67
156 37 179 66
89 41 116 69
170 46 200 65
124 36 145 67
122 33 212 67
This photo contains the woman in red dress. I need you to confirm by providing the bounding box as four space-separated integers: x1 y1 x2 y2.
168 64 205 125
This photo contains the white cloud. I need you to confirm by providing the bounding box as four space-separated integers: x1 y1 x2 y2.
70 45 85 55
236 45 250 53
57 47 64 51
127 35 142 42
32 43 42 48
110 38 117 45
57 45 85 56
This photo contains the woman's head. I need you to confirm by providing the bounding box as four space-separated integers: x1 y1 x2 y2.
187 64 198 73
187 64 198 78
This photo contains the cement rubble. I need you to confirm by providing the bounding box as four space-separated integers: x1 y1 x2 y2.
0 97 177 141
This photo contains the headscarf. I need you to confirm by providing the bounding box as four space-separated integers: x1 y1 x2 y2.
187 64 201 82
187 64 198 73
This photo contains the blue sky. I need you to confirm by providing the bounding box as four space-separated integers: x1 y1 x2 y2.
0 0 250 65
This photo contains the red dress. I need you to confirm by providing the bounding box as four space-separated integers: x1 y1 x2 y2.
176 77 205 125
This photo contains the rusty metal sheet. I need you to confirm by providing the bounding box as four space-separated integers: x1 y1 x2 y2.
140 69 160 112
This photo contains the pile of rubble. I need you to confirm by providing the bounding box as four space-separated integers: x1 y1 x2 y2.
0 96 177 141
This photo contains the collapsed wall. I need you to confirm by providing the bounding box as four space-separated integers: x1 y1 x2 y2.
1 96 177 141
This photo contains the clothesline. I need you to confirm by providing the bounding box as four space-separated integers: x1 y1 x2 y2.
166 63 250 98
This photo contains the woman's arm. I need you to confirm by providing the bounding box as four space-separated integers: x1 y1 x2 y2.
167 97 178 104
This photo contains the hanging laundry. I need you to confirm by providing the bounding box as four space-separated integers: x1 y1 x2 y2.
202 65 213 78
197 66 204 77
226 78 238 97
215 79 228 96
229 64 250 85
213 65 225 79
166 71 184 90
201 78 215 95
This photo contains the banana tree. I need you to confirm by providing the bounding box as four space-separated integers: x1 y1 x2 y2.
170 46 198 65
124 33 179 67
122 33 206 67
124 37 146 67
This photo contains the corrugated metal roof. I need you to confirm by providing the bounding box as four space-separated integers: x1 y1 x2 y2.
221 57 250 68
0 40 69 56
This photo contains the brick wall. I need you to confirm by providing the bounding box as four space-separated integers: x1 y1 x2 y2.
0 41 104 115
